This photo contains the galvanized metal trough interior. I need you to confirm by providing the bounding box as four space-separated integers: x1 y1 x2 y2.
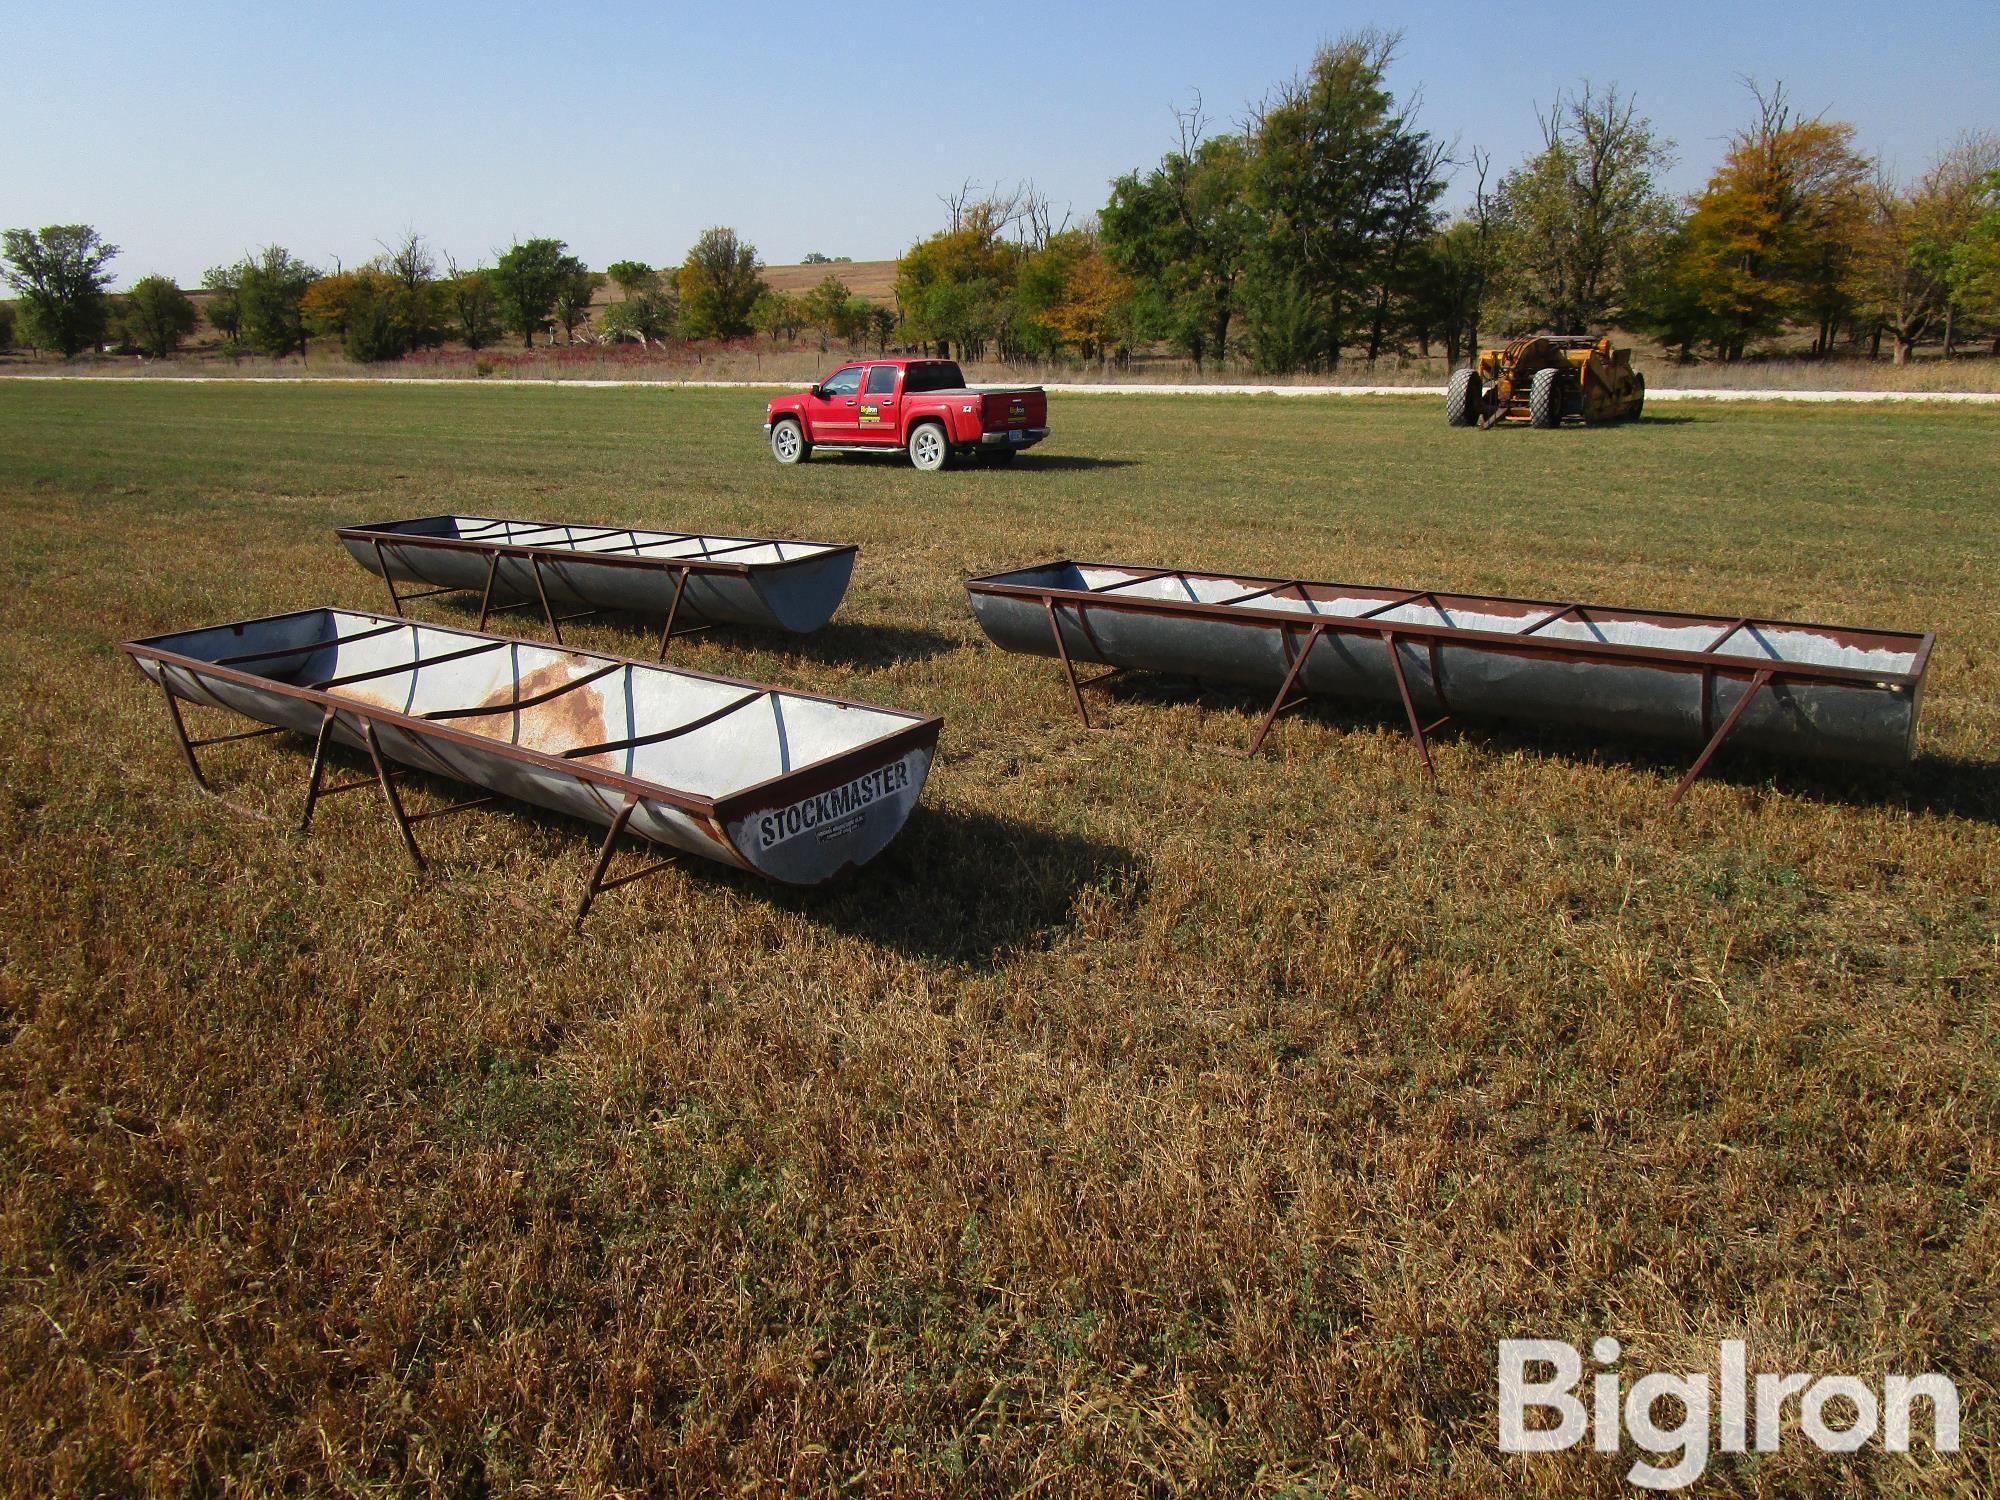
966 561 1932 801
123 608 940 914
337 514 859 649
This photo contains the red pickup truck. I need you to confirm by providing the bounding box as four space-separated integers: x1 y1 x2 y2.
764 358 1048 472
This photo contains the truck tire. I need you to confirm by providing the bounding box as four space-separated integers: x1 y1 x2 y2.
770 418 810 465
908 421 950 472
1629 372 1645 421
1529 367 1563 429
1445 368 1480 427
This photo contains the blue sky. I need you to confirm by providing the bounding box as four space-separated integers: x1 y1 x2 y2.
5 1 1995 286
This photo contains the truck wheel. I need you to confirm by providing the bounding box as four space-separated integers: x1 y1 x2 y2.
1529 367 1563 429
1629 373 1645 421
770 418 810 465
908 422 949 472
1445 368 1480 427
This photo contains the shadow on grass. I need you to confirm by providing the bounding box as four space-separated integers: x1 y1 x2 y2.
740 620 962 671
813 450 1139 472
1087 672 1999 823
201 737 1132 963
779 804 1137 965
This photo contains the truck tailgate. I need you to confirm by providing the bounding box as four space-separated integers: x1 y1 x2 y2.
980 388 1047 430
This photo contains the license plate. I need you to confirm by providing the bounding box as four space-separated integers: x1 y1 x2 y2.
1009 429 1026 443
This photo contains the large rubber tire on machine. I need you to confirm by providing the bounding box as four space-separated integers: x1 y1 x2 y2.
908 421 950 472
1529 367 1563 429
1445 368 1480 427
1629 372 1645 422
770 418 810 465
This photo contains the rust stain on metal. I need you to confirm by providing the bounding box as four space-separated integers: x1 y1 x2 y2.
465 658 612 758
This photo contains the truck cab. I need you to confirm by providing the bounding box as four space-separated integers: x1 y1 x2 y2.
764 358 1049 472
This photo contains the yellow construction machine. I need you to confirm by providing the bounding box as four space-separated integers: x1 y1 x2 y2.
1447 335 1646 429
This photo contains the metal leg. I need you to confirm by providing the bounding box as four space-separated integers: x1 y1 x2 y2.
299 709 339 830
529 553 560 643
658 567 690 659
1668 668 1774 809
360 721 426 869
1381 629 1439 787
1048 604 1096 736
476 550 502 630
372 537 404 616
1241 623 1324 757
157 678 210 790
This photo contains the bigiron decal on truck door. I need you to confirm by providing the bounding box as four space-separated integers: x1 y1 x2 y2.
757 760 912 849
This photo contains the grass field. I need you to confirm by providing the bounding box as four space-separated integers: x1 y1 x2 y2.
1 384 1995 1495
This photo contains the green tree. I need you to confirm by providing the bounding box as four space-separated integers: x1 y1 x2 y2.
123 274 198 357
868 304 897 353
677 227 766 338
201 264 243 344
237 244 320 357
0 302 13 354
749 291 806 344
375 231 442 351
606 260 655 297
1102 107 1255 368
1855 136 2000 363
443 259 502 350
1493 83 1678 334
1 224 119 356
553 268 603 343
895 200 1022 360
492 238 583 348
801 273 866 351
602 263 678 345
1948 170 2000 351
1242 31 1446 369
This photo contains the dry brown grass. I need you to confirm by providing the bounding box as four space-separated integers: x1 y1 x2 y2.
1 384 1995 1494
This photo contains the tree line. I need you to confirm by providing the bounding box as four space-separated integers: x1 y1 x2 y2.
0 224 872 362
5 35 1996 371
889 33 1999 370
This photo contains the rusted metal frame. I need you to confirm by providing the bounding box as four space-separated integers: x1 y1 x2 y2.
1237 621 1326 758
1014 564 1927 657
215 622 403 668
295 706 429 864
1519 603 1580 636
422 661 623 722
1354 589 1432 622
1703 618 1753 654
309 638 508 693
359 721 426 868
474 550 504 630
563 688 768 761
971 578 1922 692
370 537 463 616
575 795 678 928
1380 629 1440 786
525 554 602 641
1042 596 1099 727
656 566 711 660
1670 668 1776 809
1089 568 1178 595
1218 579 1303 607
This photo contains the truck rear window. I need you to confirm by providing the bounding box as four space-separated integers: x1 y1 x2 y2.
902 362 966 393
